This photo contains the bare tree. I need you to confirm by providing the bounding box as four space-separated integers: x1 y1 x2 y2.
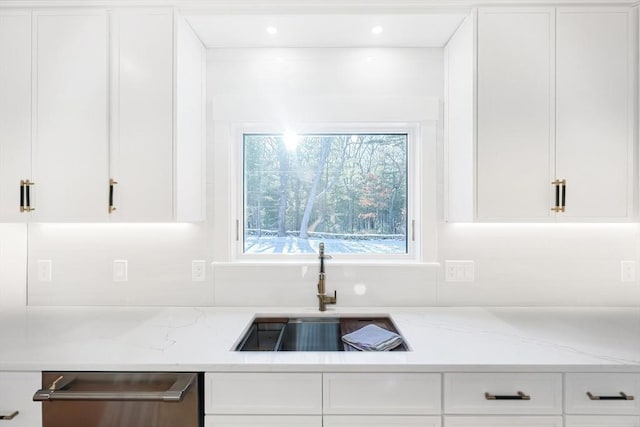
299 137 332 239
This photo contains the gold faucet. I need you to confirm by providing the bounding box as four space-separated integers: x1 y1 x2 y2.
317 242 337 311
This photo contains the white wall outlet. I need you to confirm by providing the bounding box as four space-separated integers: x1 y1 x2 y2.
445 260 475 282
113 260 128 282
621 260 637 282
37 260 52 282
192 260 206 282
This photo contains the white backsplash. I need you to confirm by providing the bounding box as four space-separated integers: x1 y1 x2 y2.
6 45 640 307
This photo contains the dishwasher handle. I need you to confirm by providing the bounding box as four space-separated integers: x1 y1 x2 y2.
33 373 195 402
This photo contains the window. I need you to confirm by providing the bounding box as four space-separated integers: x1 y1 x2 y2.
242 132 410 256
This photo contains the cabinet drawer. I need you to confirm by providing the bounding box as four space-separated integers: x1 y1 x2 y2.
205 415 322 426
324 415 441 426
566 374 640 415
323 373 441 415
0 371 41 427
565 415 640 427
444 416 563 426
205 373 321 415
444 373 562 415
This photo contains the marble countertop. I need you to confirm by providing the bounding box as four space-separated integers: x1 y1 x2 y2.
0 306 639 372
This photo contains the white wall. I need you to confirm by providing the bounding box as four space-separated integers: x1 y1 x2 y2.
14 46 640 307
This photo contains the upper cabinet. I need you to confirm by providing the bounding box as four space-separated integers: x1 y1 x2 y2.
0 8 205 222
446 6 635 222
32 10 110 222
476 8 555 221
0 11 32 221
110 9 205 222
555 8 633 220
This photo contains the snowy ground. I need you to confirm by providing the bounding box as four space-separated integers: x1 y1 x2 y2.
244 236 406 254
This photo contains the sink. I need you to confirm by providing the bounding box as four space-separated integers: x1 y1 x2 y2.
235 316 407 352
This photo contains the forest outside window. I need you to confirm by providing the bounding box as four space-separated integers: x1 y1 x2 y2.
242 133 410 256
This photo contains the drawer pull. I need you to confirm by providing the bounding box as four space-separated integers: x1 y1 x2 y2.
587 391 634 401
0 410 19 420
485 391 530 400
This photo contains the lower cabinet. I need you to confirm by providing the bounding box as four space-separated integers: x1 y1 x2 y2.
324 415 441 426
205 415 322 426
0 372 41 427
565 415 640 427
443 416 563 426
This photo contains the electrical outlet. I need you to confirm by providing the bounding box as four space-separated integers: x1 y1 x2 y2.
37 260 52 282
621 261 637 282
445 260 475 282
113 260 128 282
192 260 206 282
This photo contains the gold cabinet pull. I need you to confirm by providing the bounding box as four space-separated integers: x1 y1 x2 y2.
20 179 35 212
587 391 634 401
0 410 19 420
109 179 118 213
551 179 566 213
485 391 530 400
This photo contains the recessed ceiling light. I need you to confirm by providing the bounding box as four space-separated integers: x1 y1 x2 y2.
371 26 384 35
266 26 278 35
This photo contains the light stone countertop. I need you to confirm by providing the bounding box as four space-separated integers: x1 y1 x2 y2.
0 306 638 372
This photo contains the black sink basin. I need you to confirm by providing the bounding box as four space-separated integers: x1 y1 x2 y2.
235 316 407 352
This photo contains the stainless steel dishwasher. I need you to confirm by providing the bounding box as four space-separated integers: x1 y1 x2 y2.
33 372 203 427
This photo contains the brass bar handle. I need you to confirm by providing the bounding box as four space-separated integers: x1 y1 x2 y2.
33 373 195 402
19 181 25 212
109 179 118 214
551 179 566 213
587 391 634 401
0 411 19 420
20 180 35 212
485 391 530 400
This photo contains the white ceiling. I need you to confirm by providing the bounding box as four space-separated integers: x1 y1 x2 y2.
186 13 468 48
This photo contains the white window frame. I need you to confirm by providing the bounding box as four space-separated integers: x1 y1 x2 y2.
230 122 424 263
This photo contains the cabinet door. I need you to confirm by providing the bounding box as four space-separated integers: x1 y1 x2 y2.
205 415 322 427
444 416 563 426
565 373 640 415
110 9 174 221
323 373 441 415
476 8 555 220
565 415 640 427
32 10 109 221
0 12 31 221
205 373 322 415
0 372 41 427
555 8 632 219
324 415 441 426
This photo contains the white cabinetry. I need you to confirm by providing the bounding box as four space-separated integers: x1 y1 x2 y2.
555 8 633 219
205 415 322 426
566 374 640 415
109 9 173 222
0 372 41 427
32 10 109 222
205 373 322 415
444 416 563 426
565 415 640 427
0 8 205 223
109 9 205 222
447 6 634 222
0 11 31 221
323 373 441 415
476 8 555 221
324 415 441 426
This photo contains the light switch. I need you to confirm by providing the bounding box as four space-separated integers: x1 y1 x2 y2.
37 260 52 282
192 260 206 282
113 260 128 282
445 260 475 282
621 261 637 282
